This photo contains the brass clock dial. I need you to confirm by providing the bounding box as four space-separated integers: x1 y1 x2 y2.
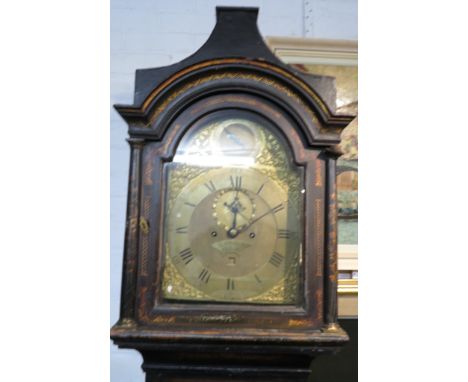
162 115 304 304
166 168 300 301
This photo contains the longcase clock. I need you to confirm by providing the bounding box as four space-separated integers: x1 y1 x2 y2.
111 6 353 382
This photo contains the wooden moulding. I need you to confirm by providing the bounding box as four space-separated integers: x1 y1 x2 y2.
265 36 358 66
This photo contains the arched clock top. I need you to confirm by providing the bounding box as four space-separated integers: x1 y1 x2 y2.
114 7 353 147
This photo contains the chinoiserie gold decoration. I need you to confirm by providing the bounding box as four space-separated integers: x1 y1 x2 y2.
139 217 149 235
139 70 324 134
115 58 331 118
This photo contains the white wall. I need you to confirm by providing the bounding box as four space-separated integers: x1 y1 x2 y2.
304 0 357 39
110 1 357 381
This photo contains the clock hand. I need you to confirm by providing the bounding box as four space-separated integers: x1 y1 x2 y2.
227 205 239 238
232 209 238 228
224 199 250 228
226 210 266 239
234 202 285 236
242 210 270 229
237 209 250 222
225 194 241 214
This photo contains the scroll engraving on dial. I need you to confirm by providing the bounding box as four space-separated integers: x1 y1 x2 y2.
162 116 304 304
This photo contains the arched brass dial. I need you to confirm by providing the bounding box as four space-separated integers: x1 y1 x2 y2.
163 115 304 304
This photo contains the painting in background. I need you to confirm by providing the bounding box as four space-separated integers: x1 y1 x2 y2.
293 64 358 245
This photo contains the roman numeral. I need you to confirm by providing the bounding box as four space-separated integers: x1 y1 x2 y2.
277 229 291 239
198 268 211 284
230 175 242 190
269 252 284 267
179 248 193 265
176 226 188 234
184 202 196 208
226 278 235 290
271 203 284 214
256 183 265 195
254 274 262 284
204 180 216 193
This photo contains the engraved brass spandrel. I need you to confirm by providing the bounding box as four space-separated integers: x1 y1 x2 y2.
162 244 208 301
246 253 300 304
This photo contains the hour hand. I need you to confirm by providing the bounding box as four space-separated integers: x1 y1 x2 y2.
227 209 239 238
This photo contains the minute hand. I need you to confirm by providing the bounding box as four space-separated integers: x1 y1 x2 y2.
238 203 284 234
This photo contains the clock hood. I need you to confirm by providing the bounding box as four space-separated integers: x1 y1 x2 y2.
114 7 353 146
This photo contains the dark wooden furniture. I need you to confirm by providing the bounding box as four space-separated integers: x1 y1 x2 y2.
111 7 353 381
